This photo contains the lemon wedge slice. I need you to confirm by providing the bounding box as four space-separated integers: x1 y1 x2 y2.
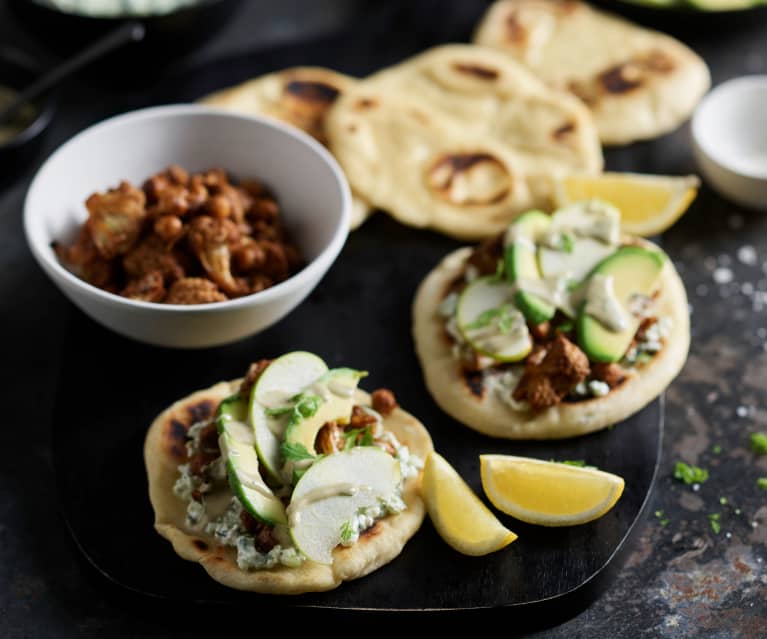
554 172 700 237
479 455 625 527
422 451 517 556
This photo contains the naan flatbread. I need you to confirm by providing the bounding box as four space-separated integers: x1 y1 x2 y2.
472 0 711 145
199 67 374 230
144 381 433 594
411 239 690 439
325 43 608 243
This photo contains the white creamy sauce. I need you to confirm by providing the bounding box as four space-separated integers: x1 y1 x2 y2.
584 274 628 332
515 275 578 316
286 482 363 528
550 200 621 246
327 378 355 398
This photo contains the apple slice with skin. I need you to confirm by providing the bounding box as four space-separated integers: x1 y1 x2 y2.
287 447 401 565
249 351 329 486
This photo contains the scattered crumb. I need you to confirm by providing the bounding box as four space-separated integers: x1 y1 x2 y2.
736 406 749 418
713 267 733 284
737 245 758 266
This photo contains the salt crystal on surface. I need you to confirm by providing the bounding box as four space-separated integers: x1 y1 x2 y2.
692 483 700 492
714 267 734 284
738 245 758 266
736 406 749 418
742 282 755 296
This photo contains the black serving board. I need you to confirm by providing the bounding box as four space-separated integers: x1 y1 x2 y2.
51 5 664 629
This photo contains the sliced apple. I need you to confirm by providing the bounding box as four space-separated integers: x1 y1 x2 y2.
457 276 532 362
249 351 329 486
287 447 401 564
217 402 287 526
282 368 367 456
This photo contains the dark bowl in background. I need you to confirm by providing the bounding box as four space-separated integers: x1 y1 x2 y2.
593 0 767 33
6 0 244 79
0 46 57 181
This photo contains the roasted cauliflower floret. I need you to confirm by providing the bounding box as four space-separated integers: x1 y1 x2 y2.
165 277 228 304
85 181 146 260
187 216 247 297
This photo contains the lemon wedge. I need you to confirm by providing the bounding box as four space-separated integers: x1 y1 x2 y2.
479 455 625 527
422 451 517 556
554 172 700 237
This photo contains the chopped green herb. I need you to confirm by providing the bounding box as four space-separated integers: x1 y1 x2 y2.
719 496 728 505
708 513 721 534
711 444 722 455
757 478 767 491
557 321 574 333
654 509 664 518
295 395 322 419
636 352 654 365
497 310 514 334
280 441 316 463
560 233 575 254
264 405 293 417
465 307 504 330
750 432 767 454
549 459 597 469
340 521 354 544
489 259 505 283
342 426 375 450
465 304 516 334
673 461 709 485
659 518 670 527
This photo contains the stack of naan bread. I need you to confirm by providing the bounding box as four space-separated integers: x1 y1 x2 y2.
199 0 710 240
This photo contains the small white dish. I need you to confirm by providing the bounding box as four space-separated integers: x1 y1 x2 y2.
24 104 351 348
691 75 767 212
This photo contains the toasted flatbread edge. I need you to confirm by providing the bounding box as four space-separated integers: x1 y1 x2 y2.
412 241 690 440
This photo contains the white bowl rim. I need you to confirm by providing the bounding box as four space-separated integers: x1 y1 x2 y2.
23 103 352 314
691 74 767 181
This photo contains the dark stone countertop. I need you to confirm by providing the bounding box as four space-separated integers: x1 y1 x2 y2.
0 1 765 636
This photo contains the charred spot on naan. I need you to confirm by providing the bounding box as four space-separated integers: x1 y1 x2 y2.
451 61 500 81
461 369 486 400
571 49 678 104
354 97 379 110
164 419 188 461
426 153 511 206
187 399 215 424
552 120 577 141
192 539 209 551
281 76 343 142
161 397 218 461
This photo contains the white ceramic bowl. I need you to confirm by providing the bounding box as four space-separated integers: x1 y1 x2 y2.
691 75 767 212
24 104 351 348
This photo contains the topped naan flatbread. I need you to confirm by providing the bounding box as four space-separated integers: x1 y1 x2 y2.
199 67 373 230
145 379 433 594
325 44 603 241
472 0 711 145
